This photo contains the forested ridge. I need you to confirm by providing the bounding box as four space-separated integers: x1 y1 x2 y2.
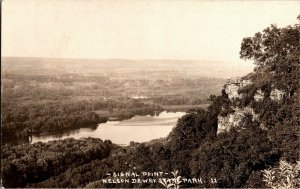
1 17 299 188
2 138 114 187
2 99 161 140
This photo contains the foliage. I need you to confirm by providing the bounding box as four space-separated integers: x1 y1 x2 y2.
262 160 300 188
189 117 280 188
240 20 300 93
1 138 112 187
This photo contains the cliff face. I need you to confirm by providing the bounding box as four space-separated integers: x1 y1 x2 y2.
250 88 288 102
224 78 252 101
270 88 288 101
254 89 264 102
217 77 289 134
217 107 259 134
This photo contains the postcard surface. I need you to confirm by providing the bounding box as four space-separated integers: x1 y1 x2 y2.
1 1 299 188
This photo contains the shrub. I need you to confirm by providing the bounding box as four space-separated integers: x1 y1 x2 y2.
262 160 300 188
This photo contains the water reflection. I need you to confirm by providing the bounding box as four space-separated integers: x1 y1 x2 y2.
31 111 185 145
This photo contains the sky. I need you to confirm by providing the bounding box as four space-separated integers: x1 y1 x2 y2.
2 0 300 65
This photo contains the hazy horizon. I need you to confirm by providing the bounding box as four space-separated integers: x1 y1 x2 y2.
2 56 254 79
3 0 299 68
1 56 255 63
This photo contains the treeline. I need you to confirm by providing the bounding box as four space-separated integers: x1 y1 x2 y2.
2 102 107 139
2 99 161 141
152 96 209 105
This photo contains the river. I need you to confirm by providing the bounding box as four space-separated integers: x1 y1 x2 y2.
31 111 186 145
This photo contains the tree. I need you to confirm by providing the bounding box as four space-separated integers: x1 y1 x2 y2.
240 20 299 71
240 16 300 94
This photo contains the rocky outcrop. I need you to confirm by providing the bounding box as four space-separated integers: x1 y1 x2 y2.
254 89 264 102
217 107 259 134
224 78 252 101
218 77 290 134
270 88 287 101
